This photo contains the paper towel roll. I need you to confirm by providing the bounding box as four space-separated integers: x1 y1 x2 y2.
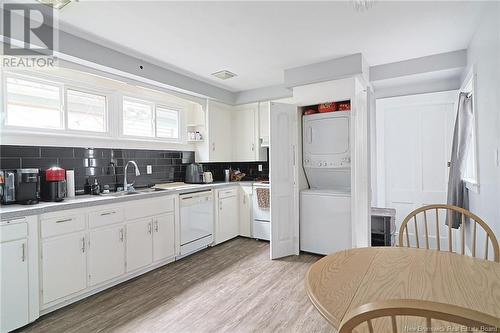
66 170 75 198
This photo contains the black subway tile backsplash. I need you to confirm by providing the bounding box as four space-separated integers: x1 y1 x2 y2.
1 145 40 158
201 162 269 182
0 145 270 193
1 145 196 193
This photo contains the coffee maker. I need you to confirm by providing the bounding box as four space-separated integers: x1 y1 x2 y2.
15 169 40 205
41 167 67 202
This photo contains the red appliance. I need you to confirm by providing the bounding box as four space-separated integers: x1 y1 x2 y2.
318 102 337 113
338 101 351 111
41 167 67 202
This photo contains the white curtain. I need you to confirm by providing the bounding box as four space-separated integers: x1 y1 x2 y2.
446 92 474 228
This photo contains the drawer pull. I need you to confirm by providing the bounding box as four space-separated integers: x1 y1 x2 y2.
100 211 116 216
56 218 73 224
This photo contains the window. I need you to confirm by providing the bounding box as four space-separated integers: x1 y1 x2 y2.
5 76 63 129
156 106 179 139
67 89 107 132
122 97 181 140
122 97 154 137
461 69 478 189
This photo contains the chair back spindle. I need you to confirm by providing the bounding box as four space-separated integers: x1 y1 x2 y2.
398 204 499 262
338 299 500 333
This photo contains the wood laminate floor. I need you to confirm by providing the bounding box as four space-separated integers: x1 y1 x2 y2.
18 238 335 333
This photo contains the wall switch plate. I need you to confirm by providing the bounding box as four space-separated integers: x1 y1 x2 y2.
258 164 263 172
147 165 152 174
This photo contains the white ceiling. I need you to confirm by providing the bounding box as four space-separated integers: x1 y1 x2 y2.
57 1 487 92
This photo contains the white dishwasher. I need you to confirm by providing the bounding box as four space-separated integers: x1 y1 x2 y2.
179 190 214 256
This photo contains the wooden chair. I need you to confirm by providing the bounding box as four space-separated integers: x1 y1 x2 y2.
338 299 500 333
398 204 499 262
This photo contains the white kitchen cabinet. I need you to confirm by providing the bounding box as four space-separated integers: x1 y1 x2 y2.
88 225 125 286
153 213 175 262
126 217 153 272
239 185 253 237
196 101 267 162
232 104 257 162
259 101 270 147
1 217 39 332
41 232 87 304
1 238 29 333
215 188 239 244
196 100 233 162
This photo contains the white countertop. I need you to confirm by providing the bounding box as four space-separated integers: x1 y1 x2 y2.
0 181 263 220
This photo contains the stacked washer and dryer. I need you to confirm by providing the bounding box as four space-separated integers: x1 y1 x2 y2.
300 111 352 255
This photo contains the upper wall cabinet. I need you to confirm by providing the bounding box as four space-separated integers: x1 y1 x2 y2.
196 101 233 162
258 101 270 147
196 101 267 163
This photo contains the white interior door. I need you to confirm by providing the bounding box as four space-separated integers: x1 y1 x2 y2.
376 91 457 234
270 102 299 259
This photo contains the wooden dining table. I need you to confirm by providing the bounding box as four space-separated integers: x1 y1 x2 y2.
305 247 500 331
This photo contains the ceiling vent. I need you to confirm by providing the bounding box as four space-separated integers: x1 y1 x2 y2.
211 70 237 80
37 0 72 10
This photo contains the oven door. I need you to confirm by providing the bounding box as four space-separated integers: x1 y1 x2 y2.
252 186 270 221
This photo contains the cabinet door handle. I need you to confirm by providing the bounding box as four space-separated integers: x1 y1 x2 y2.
148 223 152 234
212 142 216 151
81 237 86 253
100 211 115 216
252 143 255 151
21 242 26 262
154 221 159 232
56 218 73 223
119 229 124 242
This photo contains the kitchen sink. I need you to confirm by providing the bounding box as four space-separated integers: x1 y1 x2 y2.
108 187 166 197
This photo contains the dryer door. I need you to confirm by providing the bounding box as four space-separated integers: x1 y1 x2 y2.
303 114 350 156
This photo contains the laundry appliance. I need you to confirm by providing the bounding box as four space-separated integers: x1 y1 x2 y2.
300 110 352 255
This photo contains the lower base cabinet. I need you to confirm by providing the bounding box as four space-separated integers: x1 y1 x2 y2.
41 232 87 304
88 225 125 286
153 213 175 262
126 218 153 273
215 188 239 244
1 239 29 333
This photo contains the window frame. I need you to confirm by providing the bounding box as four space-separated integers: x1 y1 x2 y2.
1 72 112 137
1 70 189 145
2 72 65 132
155 104 181 140
64 85 111 136
120 94 184 143
460 66 480 193
121 96 156 139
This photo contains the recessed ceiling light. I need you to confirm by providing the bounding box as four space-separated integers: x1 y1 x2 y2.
211 70 237 80
37 0 72 10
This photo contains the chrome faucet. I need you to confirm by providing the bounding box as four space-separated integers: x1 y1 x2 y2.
124 161 140 192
